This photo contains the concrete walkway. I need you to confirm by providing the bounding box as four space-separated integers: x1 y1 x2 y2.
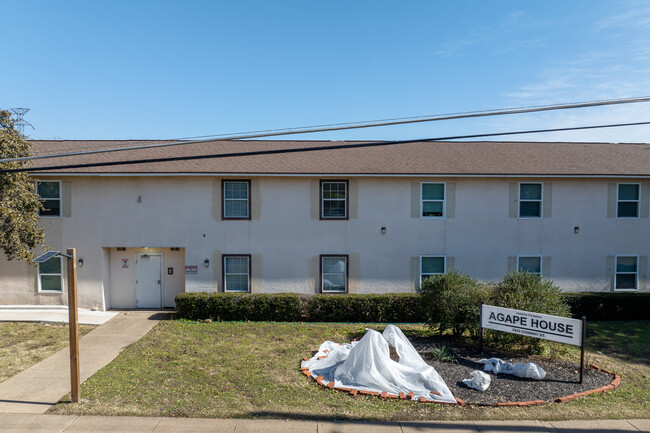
0 414 647 433
0 305 118 325
0 310 167 414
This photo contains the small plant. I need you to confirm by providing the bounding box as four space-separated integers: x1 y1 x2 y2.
429 344 457 363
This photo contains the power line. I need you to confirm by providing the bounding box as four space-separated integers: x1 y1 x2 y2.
4 120 650 174
5 95 650 164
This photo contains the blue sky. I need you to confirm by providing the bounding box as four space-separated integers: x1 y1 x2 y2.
3 1 650 142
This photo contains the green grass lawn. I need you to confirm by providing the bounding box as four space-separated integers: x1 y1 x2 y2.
0 322 95 384
49 320 650 421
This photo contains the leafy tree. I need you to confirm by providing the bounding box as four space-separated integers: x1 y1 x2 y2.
0 110 44 261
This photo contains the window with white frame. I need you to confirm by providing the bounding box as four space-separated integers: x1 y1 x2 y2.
518 256 542 275
617 184 640 218
519 183 542 218
615 256 638 290
321 255 347 292
223 180 250 219
36 181 61 217
38 256 63 292
321 180 348 219
420 256 446 283
421 183 445 218
223 255 250 292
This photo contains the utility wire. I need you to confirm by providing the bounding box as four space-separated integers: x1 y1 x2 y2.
3 120 649 174
5 95 650 164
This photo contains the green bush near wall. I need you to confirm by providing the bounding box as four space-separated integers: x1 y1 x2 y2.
563 292 650 321
175 292 423 322
175 291 650 323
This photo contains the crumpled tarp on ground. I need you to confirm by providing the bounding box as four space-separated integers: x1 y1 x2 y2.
301 325 456 404
480 357 547 380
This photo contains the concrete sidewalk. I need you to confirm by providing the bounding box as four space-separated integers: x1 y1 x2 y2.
0 305 118 325
0 414 647 433
0 310 167 414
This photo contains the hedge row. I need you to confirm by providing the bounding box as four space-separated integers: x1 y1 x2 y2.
175 292 423 322
564 292 650 321
175 291 650 323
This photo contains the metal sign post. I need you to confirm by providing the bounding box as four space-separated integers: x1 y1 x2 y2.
480 304 586 383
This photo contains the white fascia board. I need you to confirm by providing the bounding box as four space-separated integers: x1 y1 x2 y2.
28 172 650 179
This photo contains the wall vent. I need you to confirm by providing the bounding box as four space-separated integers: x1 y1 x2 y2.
170 247 180 251
117 247 126 251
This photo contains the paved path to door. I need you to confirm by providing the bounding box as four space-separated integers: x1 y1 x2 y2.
0 310 167 414
0 414 647 433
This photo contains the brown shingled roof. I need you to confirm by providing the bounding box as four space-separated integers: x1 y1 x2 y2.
27 139 650 177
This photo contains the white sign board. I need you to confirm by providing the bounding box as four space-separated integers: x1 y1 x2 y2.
481 304 583 347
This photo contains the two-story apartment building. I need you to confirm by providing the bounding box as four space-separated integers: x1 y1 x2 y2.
0 139 648 310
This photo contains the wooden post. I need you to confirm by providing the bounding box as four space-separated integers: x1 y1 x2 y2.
66 248 80 403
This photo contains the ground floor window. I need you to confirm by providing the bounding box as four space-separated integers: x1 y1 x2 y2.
517 256 542 275
615 256 638 290
223 255 250 292
321 255 348 293
38 256 63 292
420 256 445 283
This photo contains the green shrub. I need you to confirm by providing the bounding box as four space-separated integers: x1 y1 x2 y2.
418 270 493 337
175 292 423 323
489 271 570 354
563 292 650 321
303 293 423 323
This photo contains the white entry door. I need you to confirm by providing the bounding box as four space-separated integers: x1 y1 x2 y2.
135 254 163 308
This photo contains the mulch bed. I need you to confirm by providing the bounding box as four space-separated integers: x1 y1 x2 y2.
410 335 615 405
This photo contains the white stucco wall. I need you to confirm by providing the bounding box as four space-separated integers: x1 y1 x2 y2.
1 175 648 310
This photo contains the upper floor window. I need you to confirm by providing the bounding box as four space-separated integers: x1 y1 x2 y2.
517 256 542 275
420 256 445 283
321 180 348 219
222 180 250 219
37 181 61 217
421 183 445 218
321 255 348 293
38 256 63 292
617 184 640 218
519 183 542 218
615 256 638 290
223 255 250 292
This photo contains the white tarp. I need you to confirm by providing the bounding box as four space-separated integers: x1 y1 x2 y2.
301 325 456 404
462 370 491 391
480 358 547 380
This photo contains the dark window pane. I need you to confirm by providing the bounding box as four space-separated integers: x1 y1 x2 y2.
37 181 60 199
225 200 248 218
519 201 541 217
39 257 61 274
617 202 638 218
323 200 346 217
226 274 249 291
40 199 61 217
40 275 62 291
518 257 541 273
422 183 444 200
422 201 443 217
224 182 248 199
618 184 639 201
422 257 444 274
616 274 636 290
616 257 637 273
520 184 542 200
